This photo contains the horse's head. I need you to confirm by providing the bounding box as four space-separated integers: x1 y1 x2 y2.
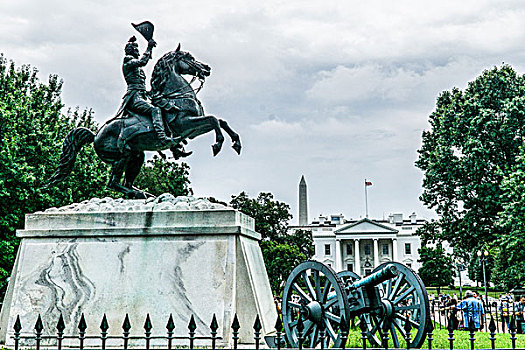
172 44 211 79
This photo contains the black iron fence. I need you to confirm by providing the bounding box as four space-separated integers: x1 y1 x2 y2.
7 309 525 350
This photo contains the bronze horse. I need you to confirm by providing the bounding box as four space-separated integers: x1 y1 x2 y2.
47 46 241 198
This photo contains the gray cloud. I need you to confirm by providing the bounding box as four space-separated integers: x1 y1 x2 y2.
2 0 525 222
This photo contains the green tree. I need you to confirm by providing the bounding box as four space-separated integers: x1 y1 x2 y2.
415 65 525 271
417 244 454 294
134 155 192 197
0 55 112 294
230 192 313 293
493 146 525 288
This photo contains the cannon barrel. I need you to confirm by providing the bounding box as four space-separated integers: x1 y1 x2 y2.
351 264 398 289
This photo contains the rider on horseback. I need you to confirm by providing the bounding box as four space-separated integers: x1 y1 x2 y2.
115 36 177 151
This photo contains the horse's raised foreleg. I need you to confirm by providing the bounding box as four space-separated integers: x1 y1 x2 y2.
180 115 224 156
218 119 242 155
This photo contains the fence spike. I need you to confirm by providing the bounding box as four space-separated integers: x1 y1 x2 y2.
275 315 283 332
78 313 87 332
122 314 131 332
57 314 65 332
232 314 240 331
488 315 496 333
14 315 21 332
210 314 219 332
35 314 43 332
166 314 175 332
188 315 197 332
144 313 152 332
100 314 109 332
253 315 261 332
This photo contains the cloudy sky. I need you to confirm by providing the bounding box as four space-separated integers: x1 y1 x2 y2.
2 0 525 223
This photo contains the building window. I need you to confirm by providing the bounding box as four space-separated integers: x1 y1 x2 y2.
346 243 353 255
365 269 372 276
407 263 412 269
405 243 411 255
364 243 371 255
347 263 353 272
325 244 331 255
382 244 389 255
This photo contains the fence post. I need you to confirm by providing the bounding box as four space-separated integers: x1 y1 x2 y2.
144 314 152 350
446 314 454 350
100 314 109 350
510 314 517 350
488 314 496 350
122 314 131 350
468 314 476 350
359 316 367 350
381 321 389 349
34 314 43 350
210 314 218 350
253 315 261 350
296 316 304 350
275 316 283 350
78 313 87 350
426 319 433 350
166 314 175 350
188 315 196 350
339 315 348 349
56 314 65 350
13 315 21 350
231 314 240 350
319 318 326 350
404 313 412 350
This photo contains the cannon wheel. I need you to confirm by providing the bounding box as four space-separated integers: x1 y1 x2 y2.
282 261 351 348
359 262 430 348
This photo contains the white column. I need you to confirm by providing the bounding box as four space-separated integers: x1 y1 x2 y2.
354 239 360 275
392 238 398 262
335 239 342 271
373 238 379 268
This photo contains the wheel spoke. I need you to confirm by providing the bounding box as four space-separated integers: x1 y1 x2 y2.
293 282 312 302
303 320 314 336
395 312 420 328
321 278 331 301
394 286 415 304
309 325 319 348
324 297 338 309
324 318 337 342
392 318 407 338
302 272 316 299
288 301 302 309
390 323 400 348
325 311 341 324
389 274 405 299
314 270 321 300
396 304 420 311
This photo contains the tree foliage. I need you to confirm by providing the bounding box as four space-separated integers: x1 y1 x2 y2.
134 155 192 197
417 244 454 291
230 192 313 294
415 65 525 285
492 146 525 288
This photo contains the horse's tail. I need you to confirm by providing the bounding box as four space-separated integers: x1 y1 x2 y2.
45 127 95 187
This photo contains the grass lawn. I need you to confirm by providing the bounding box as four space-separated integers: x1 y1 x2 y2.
345 324 525 349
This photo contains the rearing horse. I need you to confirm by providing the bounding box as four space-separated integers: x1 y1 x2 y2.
47 45 241 199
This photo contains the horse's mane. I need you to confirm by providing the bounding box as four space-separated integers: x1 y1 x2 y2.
151 50 185 97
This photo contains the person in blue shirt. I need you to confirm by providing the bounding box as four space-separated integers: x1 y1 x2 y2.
457 290 485 330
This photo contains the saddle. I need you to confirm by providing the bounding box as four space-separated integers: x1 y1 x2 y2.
115 110 178 152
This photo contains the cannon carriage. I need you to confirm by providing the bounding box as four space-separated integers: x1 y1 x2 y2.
280 261 430 348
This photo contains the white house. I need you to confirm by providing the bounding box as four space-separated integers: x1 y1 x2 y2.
302 213 425 276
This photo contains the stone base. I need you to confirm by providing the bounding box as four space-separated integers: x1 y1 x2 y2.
0 196 277 347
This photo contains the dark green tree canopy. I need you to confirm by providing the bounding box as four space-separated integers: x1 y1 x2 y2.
416 65 525 252
417 244 454 290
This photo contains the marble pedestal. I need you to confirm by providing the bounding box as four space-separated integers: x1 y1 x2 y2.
0 196 277 347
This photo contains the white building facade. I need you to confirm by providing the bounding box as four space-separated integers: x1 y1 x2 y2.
310 213 424 276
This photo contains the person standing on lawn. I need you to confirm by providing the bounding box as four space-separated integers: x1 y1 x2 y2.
457 290 485 331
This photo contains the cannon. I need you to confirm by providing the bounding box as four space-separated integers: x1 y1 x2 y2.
280 261 430 348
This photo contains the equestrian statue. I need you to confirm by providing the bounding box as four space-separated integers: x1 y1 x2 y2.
47 22 242 199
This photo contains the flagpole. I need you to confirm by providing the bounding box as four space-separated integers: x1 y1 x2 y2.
364 179 369 218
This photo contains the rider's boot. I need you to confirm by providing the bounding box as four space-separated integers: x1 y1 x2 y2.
152 107 177 147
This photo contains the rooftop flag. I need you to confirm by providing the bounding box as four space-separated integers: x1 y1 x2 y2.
365 180 372 186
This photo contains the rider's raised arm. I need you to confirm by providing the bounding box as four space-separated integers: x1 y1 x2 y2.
124 40 155 69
